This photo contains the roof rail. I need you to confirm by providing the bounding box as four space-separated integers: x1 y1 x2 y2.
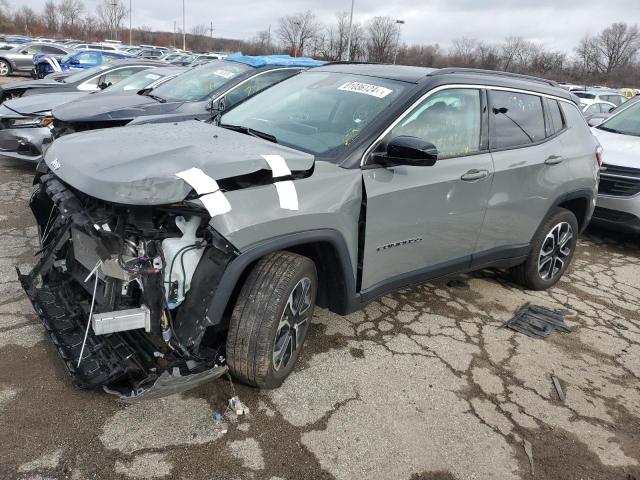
429 68 559 87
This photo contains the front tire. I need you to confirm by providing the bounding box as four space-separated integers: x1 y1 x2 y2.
511 208 578 290
226 251 317 388
0 60 11 77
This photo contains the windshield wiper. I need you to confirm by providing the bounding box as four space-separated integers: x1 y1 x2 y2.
220 123 277 143
598 126 623 134
145 93 166 103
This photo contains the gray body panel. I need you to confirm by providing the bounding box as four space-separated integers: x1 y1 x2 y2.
2 91 87 115
212 161 362 279
361 154 493 290
44 121 315 204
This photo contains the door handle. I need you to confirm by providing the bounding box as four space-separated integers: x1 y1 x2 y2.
460 169 489 182
544 155 564 165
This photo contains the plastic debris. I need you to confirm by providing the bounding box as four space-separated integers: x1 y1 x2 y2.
229 396 250 415
551 374 566 401
523 439 534 475
504 303 572 338
609 319 629 330
213 411 224 423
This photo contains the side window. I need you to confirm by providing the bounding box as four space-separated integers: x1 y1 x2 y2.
224 70 299 109
99 67 147 87
600 103 613 113
75 51 100 65
489 90 545 149
547 99 566 134
585 103 600 114
42 46 65 54
390 88 482 159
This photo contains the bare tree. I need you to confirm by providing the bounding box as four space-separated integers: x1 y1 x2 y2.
96 0 127 39
59 0 84 35
366 16 398 63
276 10 319 56
593 23 640 74
190 23 210 51
451 37 478 66
42 1 58 35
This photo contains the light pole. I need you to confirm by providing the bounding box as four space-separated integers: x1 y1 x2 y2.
293 20 301 57
129 0 132 45
393 19 405 64
345 0 355 61
182 0 186 50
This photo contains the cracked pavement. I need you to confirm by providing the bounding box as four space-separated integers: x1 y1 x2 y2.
0 150 639 479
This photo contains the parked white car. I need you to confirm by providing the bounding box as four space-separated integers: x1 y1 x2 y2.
590 100 640 233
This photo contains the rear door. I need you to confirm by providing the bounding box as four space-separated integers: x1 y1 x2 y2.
474 89 569 259
361 87 494 291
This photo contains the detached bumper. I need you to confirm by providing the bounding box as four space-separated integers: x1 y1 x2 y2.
0 126 52 163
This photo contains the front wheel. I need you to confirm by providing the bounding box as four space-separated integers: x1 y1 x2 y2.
511 208 578 290
0 60 11 77
226 251 317 388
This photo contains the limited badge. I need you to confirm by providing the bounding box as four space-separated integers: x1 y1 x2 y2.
50 159 61 170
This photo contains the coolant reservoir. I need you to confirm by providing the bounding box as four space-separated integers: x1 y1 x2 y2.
162 216 205 309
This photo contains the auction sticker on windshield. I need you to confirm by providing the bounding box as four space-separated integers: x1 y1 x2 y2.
212 69 236 79
338 81 393 98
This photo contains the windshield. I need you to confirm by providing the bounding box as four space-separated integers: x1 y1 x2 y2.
62 64 111 83
599 100 640 136
151 60 251 102
574 92 595 99
220 71 408 158
103 70 166 93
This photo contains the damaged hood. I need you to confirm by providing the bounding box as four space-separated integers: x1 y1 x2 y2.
1 92 87 116
44 121 315 204
53 92 183 122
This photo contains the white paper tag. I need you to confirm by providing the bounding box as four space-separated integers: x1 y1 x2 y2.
176 167 231 217
261 154 291 178
176 167 220 195
274 181 299 211
338 81 393 98
212 69 235 79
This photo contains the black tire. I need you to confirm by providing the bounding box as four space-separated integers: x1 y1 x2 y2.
226 251 317 388
0 59 11 77
511 208 579 290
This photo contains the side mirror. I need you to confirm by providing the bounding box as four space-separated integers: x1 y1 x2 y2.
207 96 226 112
98 82 109 90
588 117 605 127
373 136 438 167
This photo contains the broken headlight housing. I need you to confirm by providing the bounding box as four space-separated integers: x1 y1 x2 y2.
9 113 54 128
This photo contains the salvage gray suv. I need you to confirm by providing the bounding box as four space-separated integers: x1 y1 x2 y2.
19 64 600 400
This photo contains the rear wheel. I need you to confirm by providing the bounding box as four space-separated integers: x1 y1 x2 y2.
0 60 11 77
511 208 578 290
226 251 317 388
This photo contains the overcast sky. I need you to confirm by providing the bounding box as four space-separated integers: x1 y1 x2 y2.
13 0 640 52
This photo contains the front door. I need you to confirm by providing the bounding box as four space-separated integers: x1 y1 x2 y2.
361 87 494 291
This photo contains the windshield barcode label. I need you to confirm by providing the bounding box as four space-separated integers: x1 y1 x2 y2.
338 81 393 98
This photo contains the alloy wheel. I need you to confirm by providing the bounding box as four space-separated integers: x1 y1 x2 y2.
538 221 573 281
0 62 8 76
272 277 312 371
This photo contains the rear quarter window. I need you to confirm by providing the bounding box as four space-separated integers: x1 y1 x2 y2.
489 90 546 149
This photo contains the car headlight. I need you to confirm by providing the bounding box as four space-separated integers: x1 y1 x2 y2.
9 116 54 128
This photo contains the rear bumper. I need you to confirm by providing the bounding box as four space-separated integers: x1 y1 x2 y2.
0 126 51 163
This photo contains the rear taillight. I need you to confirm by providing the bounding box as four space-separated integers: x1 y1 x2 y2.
595 145 603 167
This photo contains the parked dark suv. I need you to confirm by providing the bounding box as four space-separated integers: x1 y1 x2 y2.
20 64 600 400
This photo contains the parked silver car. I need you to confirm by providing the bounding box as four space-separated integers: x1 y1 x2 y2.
591 100 640 233
0 43 71 76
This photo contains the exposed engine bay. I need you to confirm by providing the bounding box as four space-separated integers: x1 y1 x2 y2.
18 171 238 400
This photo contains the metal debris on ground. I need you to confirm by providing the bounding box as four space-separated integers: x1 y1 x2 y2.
551 374 566 401
523 439 534 475
446 278 469 289
609 319 629 330
504 303 572 338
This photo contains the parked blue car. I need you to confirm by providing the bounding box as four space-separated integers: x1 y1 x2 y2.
33 49 133 78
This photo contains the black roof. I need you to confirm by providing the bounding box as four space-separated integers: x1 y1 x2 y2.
314 62 574 101
316 63 436 83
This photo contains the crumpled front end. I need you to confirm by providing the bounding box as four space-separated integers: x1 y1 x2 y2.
18 172 238 400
